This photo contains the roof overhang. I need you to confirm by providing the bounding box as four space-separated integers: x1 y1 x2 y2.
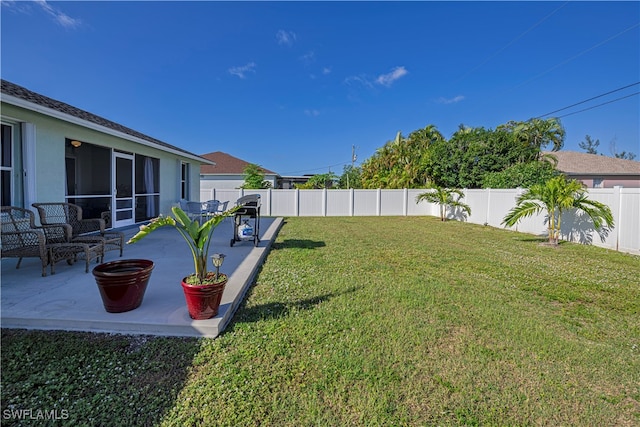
563 171 640 177
2 94 215 165
201 172 280 178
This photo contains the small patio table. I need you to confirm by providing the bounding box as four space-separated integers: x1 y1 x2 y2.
48 240 104 274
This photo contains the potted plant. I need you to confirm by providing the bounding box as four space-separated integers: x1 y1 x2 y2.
127 205 236 320
92 259 154 313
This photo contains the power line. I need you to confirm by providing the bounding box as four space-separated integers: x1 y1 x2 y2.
455 1 570 83
555 91 639 119
282 161 350 176
537 82 640 117
513 22 640 90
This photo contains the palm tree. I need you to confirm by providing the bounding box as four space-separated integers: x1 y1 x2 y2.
502 176 614 245
498 117 565 162
416 186 471 221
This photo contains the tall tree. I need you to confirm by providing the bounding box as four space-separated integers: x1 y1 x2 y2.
241 163 272 189
428 125 527 188
296 172 338 189
497 117 565 162
502 176 614 245
361 125 444 189
338 165 362 189
610 139 637 160
579 135 600 154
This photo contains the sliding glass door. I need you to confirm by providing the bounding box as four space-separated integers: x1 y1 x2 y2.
113 151 135 228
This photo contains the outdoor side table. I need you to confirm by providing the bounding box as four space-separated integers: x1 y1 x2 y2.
48 241 104 274
100 231 125 257
73 231 125 258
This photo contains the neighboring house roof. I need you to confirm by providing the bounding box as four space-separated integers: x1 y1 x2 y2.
0 79 212 164
200 151 278 175
543 150 640 176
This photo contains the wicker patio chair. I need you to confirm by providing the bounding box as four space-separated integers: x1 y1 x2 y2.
1 206 67 276
32 202 124 257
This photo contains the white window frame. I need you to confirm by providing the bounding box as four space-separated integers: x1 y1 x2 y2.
181 162 190 199
1 122 14 206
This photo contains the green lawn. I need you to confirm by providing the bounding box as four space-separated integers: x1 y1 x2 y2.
2 217 639 426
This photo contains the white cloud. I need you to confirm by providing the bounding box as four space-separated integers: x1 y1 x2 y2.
228 62 257 79
1 1 29 13
304 109 320 117
276 30 297 46
375 66 408 87
322 67 332 75
437 95 465 104
35 0 81 28
300 51 315 65
344 75 374 89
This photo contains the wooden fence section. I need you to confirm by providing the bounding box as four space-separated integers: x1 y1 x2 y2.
202 187 640 255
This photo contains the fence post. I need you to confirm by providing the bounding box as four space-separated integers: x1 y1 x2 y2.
322 188 327 217
613 186 622 251
377 189 382 216
350 188 354 216
295 189 300 217
403 188 408 216
267 188 272 217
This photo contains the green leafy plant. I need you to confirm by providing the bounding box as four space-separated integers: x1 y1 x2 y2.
127 206 237 284
416 186 471 221
482 159 558 189
502 176 614 245
296 172 339 189
241 163 272 189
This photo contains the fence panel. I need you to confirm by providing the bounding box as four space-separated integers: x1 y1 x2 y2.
199 187 638 254
270 189 298 217
353 190 379 216
380 190 405 216
618 189 640 253
327 190 352 216
299 190 324 216
408 189 435 216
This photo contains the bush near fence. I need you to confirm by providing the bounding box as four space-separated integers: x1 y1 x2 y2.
202 187 640 255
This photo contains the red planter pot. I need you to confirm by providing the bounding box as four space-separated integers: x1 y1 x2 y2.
181 275 227 320
92 259 154 313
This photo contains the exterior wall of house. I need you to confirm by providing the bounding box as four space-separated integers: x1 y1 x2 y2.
201 175 246 190
200 174 278 191
568 174 640 188
1 102 201 218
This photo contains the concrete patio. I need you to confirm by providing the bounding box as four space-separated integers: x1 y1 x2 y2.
1 217 283 338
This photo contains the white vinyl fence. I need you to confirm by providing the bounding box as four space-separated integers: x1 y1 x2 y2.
202 187 640 255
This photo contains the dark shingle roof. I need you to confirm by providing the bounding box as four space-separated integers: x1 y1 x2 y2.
543 151 640 175
200 151 277 175
1 79 209 161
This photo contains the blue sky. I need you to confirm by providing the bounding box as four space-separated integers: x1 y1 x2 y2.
2 1 638 175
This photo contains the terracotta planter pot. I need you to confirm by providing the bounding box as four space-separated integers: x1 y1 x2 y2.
181 275 227 320
92 259 154 313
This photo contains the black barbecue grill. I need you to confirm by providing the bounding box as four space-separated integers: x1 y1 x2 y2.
230 194 261 247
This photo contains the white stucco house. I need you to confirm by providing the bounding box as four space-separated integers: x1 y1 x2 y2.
1 80 213 228
200 151 278 191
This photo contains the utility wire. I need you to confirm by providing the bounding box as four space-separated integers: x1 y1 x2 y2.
537 82 640 117
555 91 639 119
455 1 570 82
282 161 350 176
513 22 640 90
